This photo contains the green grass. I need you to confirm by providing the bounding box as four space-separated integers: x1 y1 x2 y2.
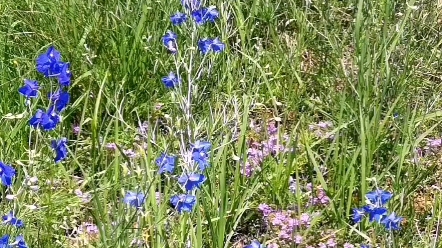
1 0 442 247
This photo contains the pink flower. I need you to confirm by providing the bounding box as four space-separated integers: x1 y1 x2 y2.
271 212 287 226
106 143 117 151
311 187 330 206
317 188 330 205
309 121 334 139
258 204 274 217
240 162 253 177
300 213 311 226
306 183 313 191
123 149 138 158
294 234 303 244
267 243 279 248
73 125 81 135
77 222 99 235
287 217 299 228
278 229 291 239
326 238 337 247
428 138 442 148
316 121 333 129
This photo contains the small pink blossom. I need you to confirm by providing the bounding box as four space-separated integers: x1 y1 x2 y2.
258 204 274 217
123 149 138 158
106 143 117 151
300 213 311 226
326 238 337 247
287 217 299 227
267 243 279 248
73 125 81 135
428 138 442 148
294 234 303 244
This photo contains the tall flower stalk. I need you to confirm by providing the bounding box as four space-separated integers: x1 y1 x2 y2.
158 0 225 216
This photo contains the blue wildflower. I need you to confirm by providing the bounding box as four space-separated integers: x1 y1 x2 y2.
191 141 211 170
205 6 219 22
210 37 225 53
192 151 210 170
0 162 16 187
29 109 44 129
192 6 219 25
51 138 68 163
49 90 70 113
18 80 39 98
29 107 61 131
156 153 177 174
0 235 9 248
170 194 196 213
198 38 212 55
36 46 63 77
363 205 388 223
2 211 24 228
58 62 72 87
162 31 178 54
12 235 27 248
192 9 206 25
198 38 225 54
381 212 403 231
171 12 188 25
366 190 393 206
181 0 201 10
352 208 365 223
178 173 206 191
245 240 265 248
40 107 61 131
124 191 146 208
192 140 212 153
161 72 181 88
361 245 370 248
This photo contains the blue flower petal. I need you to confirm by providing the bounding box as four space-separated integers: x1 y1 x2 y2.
171 12 188 25
51 138 68 163
0 162 16 187
18 80 39 98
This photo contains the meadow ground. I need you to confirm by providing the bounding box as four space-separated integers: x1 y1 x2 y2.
0 0 442 247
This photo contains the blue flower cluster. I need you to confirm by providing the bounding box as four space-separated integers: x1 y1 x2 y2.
0 46 74 247
352 190 403 231
0 211 28 247
0 162 26 246
122 141 210 214
190 140 211 171
22 46 71 163
0 235 27 248
154 141 211 214
0 162 16 187
2 211 24 228
161 0 225 89
122 155 176 208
